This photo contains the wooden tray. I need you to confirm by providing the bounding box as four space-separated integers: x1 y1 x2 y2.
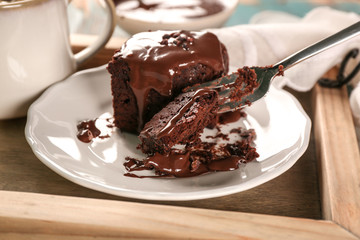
0 35 359 239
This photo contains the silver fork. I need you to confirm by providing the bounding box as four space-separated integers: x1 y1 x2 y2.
187 21 360 113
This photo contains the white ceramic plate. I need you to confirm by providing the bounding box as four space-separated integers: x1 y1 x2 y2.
25 65 311 201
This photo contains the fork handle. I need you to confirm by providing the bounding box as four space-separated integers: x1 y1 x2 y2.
274 21 360 70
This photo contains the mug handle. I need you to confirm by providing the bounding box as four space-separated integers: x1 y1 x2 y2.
71 0 116 67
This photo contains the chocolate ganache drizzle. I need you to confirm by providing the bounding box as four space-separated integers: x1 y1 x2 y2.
142 89 217 139
113 30 226 129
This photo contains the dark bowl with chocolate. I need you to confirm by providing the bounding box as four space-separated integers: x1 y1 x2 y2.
114 0 238 35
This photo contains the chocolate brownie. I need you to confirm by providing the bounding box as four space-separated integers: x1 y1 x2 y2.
139 89 219 155
107 30 228 133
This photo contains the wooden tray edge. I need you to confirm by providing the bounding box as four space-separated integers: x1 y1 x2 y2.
0 190 357 240
313 68 360 238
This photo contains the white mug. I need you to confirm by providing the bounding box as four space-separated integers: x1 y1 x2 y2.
0 0 116 119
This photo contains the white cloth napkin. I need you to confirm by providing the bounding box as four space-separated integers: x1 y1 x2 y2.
209 7 360 124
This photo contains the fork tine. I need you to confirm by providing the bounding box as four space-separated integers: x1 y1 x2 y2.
185 66 275 113
218 99 246 113
218 89 262 114
217 86 254 114
218 66 279 113
185 72 239 92
192 22 360 114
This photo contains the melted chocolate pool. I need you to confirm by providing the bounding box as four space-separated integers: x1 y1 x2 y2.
115 0 225 18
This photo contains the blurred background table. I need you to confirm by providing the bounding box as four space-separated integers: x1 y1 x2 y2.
68 0 360 39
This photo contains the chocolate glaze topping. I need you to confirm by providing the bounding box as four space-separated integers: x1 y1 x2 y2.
139 88 219 155
113 30 226 128
141 89 217 139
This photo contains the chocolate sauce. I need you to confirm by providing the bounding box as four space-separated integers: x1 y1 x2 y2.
77 119 101 143
0 0 18 3
75 112 258 177
146 152 194 177
115 30 225 130
205 132 229 141
207 156 242 171
115 0 225 19
218 110 246 125
125 126 258 178
154 89 216 138
185 0 225 18
137 0 158 10
124 152 208 178
76 117 115 143
113 0 158 10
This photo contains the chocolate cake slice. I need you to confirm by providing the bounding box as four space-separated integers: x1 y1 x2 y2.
139 89 219 155
107 30 228 133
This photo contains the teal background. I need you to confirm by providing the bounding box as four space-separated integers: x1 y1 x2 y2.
225 1 360 26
